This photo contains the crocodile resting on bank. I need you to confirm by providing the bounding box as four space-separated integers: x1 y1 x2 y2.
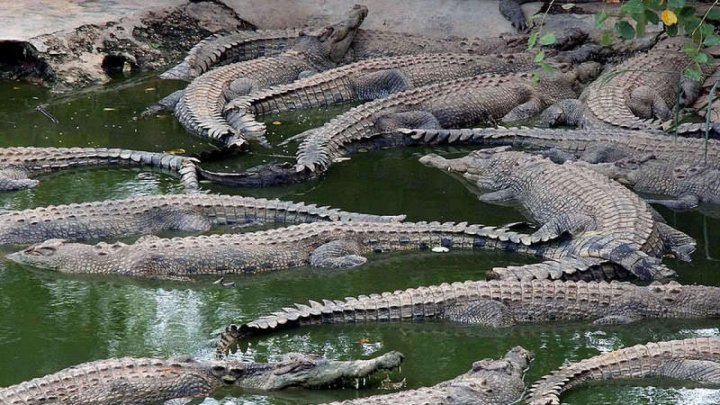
7 220 665 281
324 347 532 405
224 52 537 143
198 64 600 187
159 28 530 82
540 37 716 134
527 337 720 404
0 351 404 405
419 149 694 280
172 5 367 149
216 278 720 358
0 147 200 192
0 194 405 246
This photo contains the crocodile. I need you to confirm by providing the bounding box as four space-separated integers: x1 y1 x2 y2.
159 28 530 82
589 157 720 210
0 351 404 405
0 147 200 192
202 64 601 187
223 52 537 144
526 337 720 405
539 37 716 133
215 278 720 358
397 126 720 166
0 194 405 246
323 347 532 405
419 149 694 280
6 219 668 281
172 5 368 149
499 1 602 31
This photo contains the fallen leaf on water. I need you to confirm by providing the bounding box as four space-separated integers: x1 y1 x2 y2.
432 246 450 253
354 339 370 344
358 147 369 153
561 4 575 10
163 148 186 155
103 107 117 111
272 121 282 125
144 87 156 92
12 86 20 90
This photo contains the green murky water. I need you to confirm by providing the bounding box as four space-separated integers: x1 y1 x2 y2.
0 75 719 404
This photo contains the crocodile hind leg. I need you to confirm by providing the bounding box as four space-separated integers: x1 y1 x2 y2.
141 89 185 117
309 239 367 269
531 213 595 243
628 86 673 120
501 98 545 123
0 168 39 191
537 99 586 127
442 299 516 327
655 359 720 385
351 69 413 100
655 221 696 262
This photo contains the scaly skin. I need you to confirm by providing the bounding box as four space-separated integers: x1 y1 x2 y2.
527 337 720 405
0 194 406 246
398 126 720 167
323 347 532 405
0 351 404 405
224 52 536 143
160 28 305 81
174 5 368 148
0 147 199 192
216 279 720 358
419 150 693 280
499 0 601 31
7 220 659 281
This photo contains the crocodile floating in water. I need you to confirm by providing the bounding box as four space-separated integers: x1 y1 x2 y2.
199 64 600 187
216 279 720 358
0 194 405 246
527 337 720 405
398 126 720 166
0 147 200 192
6 219 663 281
224 52 536 144
172 5 368 149
0 351 404 405
323 346 531 405
419 149 694 280
540 37 716 134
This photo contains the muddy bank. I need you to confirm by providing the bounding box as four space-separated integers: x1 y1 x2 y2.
0 1 252 89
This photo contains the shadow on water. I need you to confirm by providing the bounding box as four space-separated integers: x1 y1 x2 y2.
0 76 719 404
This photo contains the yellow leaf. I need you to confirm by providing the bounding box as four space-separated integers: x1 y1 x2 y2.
272 121 282 125
163 148 186 155
661 9 678 26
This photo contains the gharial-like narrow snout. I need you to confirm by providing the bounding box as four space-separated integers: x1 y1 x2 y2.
419 153 470 173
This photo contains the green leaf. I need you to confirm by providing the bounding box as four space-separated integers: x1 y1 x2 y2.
676 6 696 19
645 9 660 25
534 50 546 63
684 67 702 81
600 30 613 46
703 34 720 46
595 10 609 28
620 0 645 15
532 71 540 86
539 33 557 46
615 21 636 40
707 8 720 21
683 16 701 35
668 0 686 8
694 52 709 64
633 13 647 37
528 32 538 50
646 0 665 12
701 23 715 37
540 62 554 75
666 23 679 37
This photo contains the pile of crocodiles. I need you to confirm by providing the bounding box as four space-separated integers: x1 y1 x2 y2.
3 1 720 403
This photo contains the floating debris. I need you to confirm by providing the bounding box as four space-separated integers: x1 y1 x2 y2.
431 246 450 253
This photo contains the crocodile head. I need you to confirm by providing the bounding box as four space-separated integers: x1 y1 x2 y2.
419 148 539 191
7 238 123 274
299 5 368 64
212 351 403 390
646 281 720 318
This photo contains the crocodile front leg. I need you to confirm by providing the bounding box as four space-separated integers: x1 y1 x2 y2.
499 0 534 31
628 86 673 120
351 69 413 100
531 213 596 242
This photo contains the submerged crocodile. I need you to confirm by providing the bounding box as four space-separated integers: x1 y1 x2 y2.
324 347 531 405
201 64 600 187
419 149 694 280
0 194 405 246
540 37 714 133
173 5 368 148
0 351 404 405
0 147 199 192
527 337 720 405
398 126 720 166
7 219 665 281
216 279 720 358
224 52 536 143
